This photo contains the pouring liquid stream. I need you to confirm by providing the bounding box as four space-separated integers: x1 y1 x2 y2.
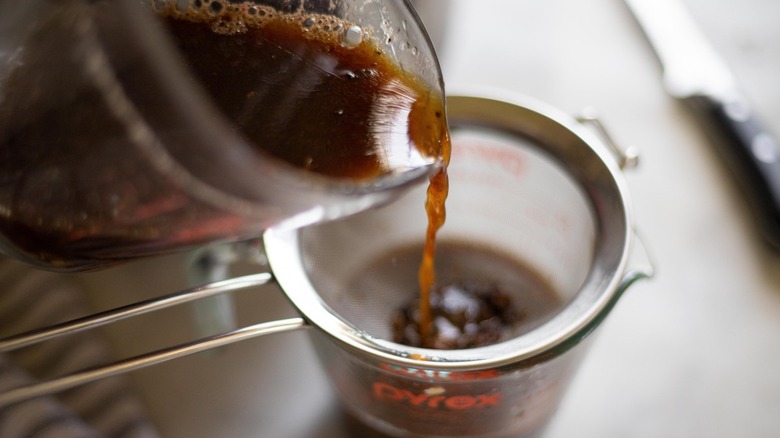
417 149 450 343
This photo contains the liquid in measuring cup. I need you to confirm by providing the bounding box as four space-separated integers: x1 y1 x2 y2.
344 240 563 349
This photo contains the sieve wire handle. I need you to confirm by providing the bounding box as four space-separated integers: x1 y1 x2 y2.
0 273 309 408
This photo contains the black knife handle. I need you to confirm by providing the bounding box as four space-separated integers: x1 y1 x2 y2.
686 94 780 250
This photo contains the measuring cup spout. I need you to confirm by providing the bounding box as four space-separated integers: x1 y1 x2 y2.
619 231 656 293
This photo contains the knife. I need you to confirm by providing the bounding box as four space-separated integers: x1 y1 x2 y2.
623 0 780 250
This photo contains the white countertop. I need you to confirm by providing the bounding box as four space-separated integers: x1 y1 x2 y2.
65 0 780 437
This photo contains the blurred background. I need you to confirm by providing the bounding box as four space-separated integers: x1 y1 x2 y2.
437 1 780 437
3 0 780 437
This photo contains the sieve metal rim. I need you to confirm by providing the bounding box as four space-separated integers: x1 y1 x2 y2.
264 88 647 371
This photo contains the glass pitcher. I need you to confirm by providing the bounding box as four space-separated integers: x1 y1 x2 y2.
0 0 446 271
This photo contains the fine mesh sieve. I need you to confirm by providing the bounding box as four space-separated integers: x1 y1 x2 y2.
264 91 651 369
286 127 595 343
0 92 652 410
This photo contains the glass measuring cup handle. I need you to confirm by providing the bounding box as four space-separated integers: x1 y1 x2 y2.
0 271 307 408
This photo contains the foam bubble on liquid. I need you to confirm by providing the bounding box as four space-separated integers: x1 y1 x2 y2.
152 0 365 45
341 25 363 47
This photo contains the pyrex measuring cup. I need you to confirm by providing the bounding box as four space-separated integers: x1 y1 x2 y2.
0 91 653 437
0 0 444 271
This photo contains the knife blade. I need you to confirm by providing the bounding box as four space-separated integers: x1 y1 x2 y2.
624 0 780 250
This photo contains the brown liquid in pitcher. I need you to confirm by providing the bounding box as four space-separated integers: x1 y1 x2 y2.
158 3 447 178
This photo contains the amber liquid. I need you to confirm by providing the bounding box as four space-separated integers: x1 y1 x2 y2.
159 5 447 179
417 153 450 342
